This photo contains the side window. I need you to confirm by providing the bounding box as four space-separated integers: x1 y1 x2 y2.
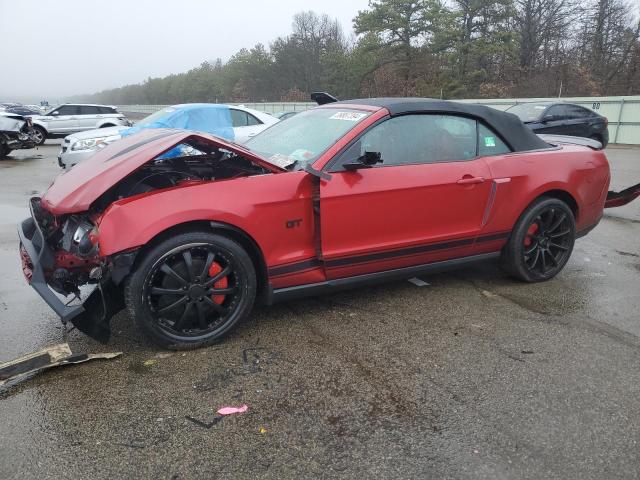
79 106 100 115
546 105 569 120
246 113 262 126
477 123 511 156
337 114 478 169
230 109 249 127
56 105 80 115
99 106 116 114
567 105 592 118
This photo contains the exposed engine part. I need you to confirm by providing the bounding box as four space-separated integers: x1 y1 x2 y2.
51 268 78 296
60 215 98 258
91 144 268 211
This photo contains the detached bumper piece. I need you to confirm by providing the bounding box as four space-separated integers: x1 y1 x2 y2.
605 182 640 208
0 342 122 387
17 198 124 343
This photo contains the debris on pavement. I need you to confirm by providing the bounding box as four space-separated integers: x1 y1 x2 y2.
408 277 430 287
143 359 158 366
217 405 249 415
0 343 122 387
185 415 223 429
259 427 268 434
481 290 499 298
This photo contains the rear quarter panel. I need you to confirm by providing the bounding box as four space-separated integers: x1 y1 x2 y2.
482 145 610 235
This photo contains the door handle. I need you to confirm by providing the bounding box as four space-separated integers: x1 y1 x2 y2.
457 176 485 185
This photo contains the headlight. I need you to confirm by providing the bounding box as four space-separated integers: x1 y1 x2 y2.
71 134 121 151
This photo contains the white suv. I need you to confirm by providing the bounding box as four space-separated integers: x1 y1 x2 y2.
31 104 131 145
57 104 279 168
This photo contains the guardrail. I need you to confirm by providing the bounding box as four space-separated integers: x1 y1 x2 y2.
118 96 640 145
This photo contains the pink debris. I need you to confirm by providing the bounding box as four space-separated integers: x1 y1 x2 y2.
217 405 249 416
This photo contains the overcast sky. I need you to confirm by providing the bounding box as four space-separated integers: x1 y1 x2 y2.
0 0 370 101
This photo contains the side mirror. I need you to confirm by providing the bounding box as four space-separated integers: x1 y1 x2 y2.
541 114 556 123
343 151 382 171
51 111 59 116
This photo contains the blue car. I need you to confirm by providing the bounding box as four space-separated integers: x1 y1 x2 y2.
59 104 278 168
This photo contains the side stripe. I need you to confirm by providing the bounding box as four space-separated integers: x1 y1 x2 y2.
268 231 510 277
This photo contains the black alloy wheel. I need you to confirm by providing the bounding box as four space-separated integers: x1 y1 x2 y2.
126 232 256 349
522 208 573 276
502 197 576 282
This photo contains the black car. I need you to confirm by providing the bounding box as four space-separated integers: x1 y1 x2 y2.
506 102 609 147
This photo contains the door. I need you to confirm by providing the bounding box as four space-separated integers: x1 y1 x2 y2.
535 104 581 136
45 105 80 134
230 109 264 143
565 105 599 138
77 106 101 130
320 114 495 279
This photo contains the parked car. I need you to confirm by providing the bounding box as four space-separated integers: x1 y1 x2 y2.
0 102 21 111
274 111 299 121
4 105 42 116
57 104 279 168
19 97 636 349
0 113 39 158
30 104 131 145
506 102 609 146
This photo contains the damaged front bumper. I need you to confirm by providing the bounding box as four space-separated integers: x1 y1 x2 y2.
18 198 129 343
18 206 86 323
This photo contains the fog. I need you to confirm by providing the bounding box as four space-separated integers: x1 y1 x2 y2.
0 0 369 102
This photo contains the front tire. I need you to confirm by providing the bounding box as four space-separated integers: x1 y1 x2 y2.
125 231 257 349
502 197 575 282
32 126 47 145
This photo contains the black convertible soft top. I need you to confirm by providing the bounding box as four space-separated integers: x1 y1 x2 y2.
336 98 550 152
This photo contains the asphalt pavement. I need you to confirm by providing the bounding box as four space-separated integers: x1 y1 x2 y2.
0 142 639 479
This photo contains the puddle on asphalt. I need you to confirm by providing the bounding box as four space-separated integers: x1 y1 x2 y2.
0 204 28 226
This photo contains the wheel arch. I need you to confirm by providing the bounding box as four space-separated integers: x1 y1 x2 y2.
129 219 269 300
32 121 48 135
534 189 579 219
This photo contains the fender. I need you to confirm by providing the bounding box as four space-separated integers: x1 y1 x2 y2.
96 171 317 269
31 119 48 135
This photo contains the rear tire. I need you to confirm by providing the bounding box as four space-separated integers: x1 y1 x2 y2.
501 197 575 282
125 231 257 350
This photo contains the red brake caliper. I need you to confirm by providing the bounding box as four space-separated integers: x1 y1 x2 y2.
208 262 228 305
524 223 539 247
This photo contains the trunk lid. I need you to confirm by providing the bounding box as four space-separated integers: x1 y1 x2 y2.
41 129 285 215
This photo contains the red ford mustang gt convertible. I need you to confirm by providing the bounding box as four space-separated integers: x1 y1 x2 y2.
19 98 636 349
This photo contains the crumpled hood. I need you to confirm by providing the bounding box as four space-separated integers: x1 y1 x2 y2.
41 129 284 215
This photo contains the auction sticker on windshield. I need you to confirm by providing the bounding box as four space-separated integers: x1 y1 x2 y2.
330 112 368 121
268 153 297 168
